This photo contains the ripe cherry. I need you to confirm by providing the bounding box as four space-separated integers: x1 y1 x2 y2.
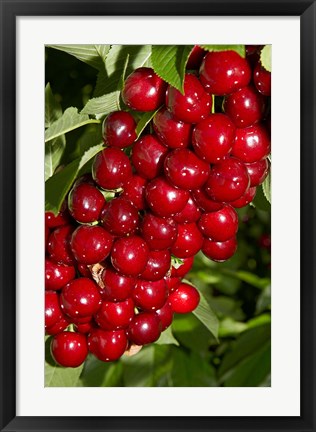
133 279 168 311
131 134 169 180
88 328 128 362
173 195 201 224
253 62 271 96
171 255 195 278
100 197 139 237
141 249 171 281
45 291 63 329
199 50 251 95
170 223 203 258
205 158 250 203
122 67 167 112
120 175 147 211
230 186 257 208
68 182 105 224
245 158 270 187
102 111 137 148
164 276 182 292
141 213 178 250
145 177 189 217
155 301 174 331
186 45 207 70
198 205 238 242
45 316 69 336
111 235 149 277
45 201 70 229
231 124 271 163
70 225 113 265
168 283 200 313
51 332 88 368
92 147 132 190
164 148 210 190
45 258 76 291
60 277 102 319
224 85 266 128
127 312 162 345
153 107 192 149
191 188 223 213
74 321 94 334
94 298 134 330
101 265 135 301
202 236 237 262
166 74 212 124
48 225 75 266
192 114 236 163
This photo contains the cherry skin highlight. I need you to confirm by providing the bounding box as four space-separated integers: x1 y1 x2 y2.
111 235 149 277
45 258 76 291
68 182 105 224
88 328 128 362
51 332 88 368
168 283 200 314
102 111 137 148
153 106 192 149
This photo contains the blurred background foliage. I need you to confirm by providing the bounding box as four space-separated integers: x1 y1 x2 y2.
45 47 271 387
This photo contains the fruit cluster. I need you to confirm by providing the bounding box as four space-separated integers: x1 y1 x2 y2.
45 45 271 368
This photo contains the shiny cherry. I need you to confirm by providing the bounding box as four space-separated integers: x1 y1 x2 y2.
127 312 162 345
230 186 257 208
141 213 178 250
70 225 113 265
47 225 75 266
173 195 201 224
145 176 189 217
120 175 147 211
111 235 149 277
198 205 238 242
88 328 128 362
102 111 137 148
192 113 236 163
45 291 63 329
171 255 195 278
141 249 171 281
253 62 271 96
122 67 167 112
164 276 182 292
133 279 168 311
68 182 105 224
170 223 203 258
199 50 251 95
168 283 200 313
155 302 174 330
60 277 102 319
74 321 95 334
205 158 250 203
100 197 139 236
45 201 70 229
164 148 210 190
186 45 207 70
51 332 88 368
224 85 266 128
153 107 192 149
202 236 237 262
166 73 212 124
131 134 169 180
191 188 223 213
231 124 271 163
245 159 270 187
94 298 135 330
45 316 69 336
92 147 132 190
45 258 76 291
101 265 136 301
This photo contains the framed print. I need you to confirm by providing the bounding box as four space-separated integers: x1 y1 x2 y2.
1 1 315 431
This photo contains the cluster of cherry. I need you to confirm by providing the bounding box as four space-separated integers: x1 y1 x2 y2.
45 45 271 367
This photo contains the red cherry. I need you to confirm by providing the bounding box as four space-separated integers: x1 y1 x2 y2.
141 213 178 250
186 45 207 70
145 177 189 217
153 107 192 149
68 182 105 224
173 195 201 224
171 255 195 278
191 188 223 213
166 74 212 124
111 235 149 277
253 62 271 96
164 276 182 292
88 328 128 362
45 316 69 336
102 111 137 148
205 158 250 203
120 175 147 211
47 225 75 266
122 67 167 112
74 321 94 334
77 263 92 277
45 258 76 291
164 148 210 190
100 197 139 237
60 277 102 318
131 134 169 180
170 223 203 258
245 158 270 187
230 186 257 208
101 265 136 301
168 283 200 313
202 236 237 262
192 114 236 163
45 291 63 328
198 205 238 242
133 279 168 311
45 202 70 229
155 302 174 331
199 50 251 95
231 124 271 163
94 298 135 330
141 249 171 281
70 225 113 265
224 85 266 128
92 147 132 190
51 332 88 367
127 312 162 345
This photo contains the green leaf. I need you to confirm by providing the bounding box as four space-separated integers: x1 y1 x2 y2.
155 326 179 346
45 136 66 180
45 83 62 128
45 143 104 214
135 109 160 138
192 289 219 340
262 171 271 204
45 107 100 142
47 44 110 70
79 355 123 387
252 182 271 211
80 91 121 117
121 345 155 387
201 45 246 58
224 269 270 290
151 45 194 93
172 314 214 352
219 318 248 338
260 45 271 72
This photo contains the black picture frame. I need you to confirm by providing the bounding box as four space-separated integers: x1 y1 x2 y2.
1 1 315 431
